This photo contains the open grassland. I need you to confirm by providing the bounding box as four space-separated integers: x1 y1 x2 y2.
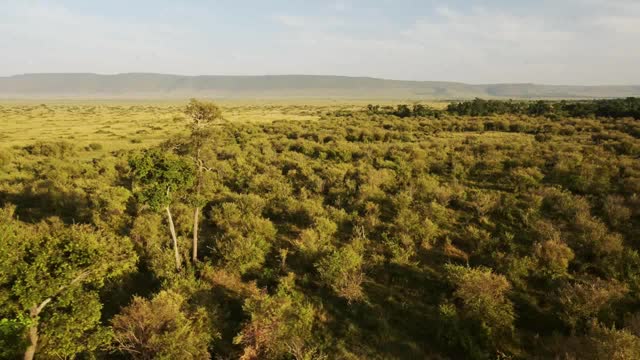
0 100 448 152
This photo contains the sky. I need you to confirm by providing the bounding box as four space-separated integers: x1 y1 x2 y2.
1 0 639 85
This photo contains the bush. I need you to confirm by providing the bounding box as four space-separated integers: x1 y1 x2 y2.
0 149 12 168
24 140 76 158
111 290 213 359
85 142 103 151
445 265 515 333
315 243 365 302
211 195 277 274
235 274 321 359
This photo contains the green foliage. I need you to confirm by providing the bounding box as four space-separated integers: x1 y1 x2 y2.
0 316 30 359
548 320 640 360
130 212 179 280
0 208 137 357
294 217 337 258
533 239 575 278
315 243 365 302
447 97 640 119
185 98 224 130
89 185 132 231
235 274 322 359
445 265 515 333
367 103 441 118
129 148 195 210
210 194 277 274
440 265 515 358
557 277 628 330
111 290 212 359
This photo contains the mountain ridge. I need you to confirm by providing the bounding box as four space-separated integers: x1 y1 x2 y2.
1 73 639 99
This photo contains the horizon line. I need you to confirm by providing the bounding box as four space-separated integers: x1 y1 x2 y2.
2 72 640 88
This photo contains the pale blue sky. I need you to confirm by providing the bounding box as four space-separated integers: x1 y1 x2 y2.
1 0 639 84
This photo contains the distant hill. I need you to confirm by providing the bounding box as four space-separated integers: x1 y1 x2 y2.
1 73 639 99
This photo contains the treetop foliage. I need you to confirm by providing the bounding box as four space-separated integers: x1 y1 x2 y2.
129 149 195 210
185 98 224 130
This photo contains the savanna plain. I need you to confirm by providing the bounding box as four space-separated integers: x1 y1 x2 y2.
1 98 640 359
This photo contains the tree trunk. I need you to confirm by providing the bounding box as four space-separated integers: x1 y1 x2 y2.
24 298 51 360
192 148 203 264
192 207 200 263
166 206 182 271
24 313 38 360
23 271 88 360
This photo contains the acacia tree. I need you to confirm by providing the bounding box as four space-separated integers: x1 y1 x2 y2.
184 99 223 263
0 206 136 359
129 149 194 271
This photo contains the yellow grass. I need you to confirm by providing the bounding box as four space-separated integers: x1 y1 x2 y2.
0 100 450 152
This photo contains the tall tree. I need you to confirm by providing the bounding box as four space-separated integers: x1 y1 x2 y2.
184 99 224 263
0 206 136 359
129 149 194 271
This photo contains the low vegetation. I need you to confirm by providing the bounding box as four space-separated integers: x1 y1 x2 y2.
1 98 640 359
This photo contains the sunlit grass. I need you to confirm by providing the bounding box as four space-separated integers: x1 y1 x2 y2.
0 100 450 153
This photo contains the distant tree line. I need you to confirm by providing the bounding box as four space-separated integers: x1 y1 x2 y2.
446 97 640 119
359 98 640 120
366 104 442 118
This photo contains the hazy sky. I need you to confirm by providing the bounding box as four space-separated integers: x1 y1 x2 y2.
1 0 639 84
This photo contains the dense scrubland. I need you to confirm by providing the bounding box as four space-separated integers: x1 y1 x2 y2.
1 98 640 359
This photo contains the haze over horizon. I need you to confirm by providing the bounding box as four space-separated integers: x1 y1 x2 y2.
2 72 640 88
2 0 640 86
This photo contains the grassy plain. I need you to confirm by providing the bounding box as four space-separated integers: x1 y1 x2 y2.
0 100 448 152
